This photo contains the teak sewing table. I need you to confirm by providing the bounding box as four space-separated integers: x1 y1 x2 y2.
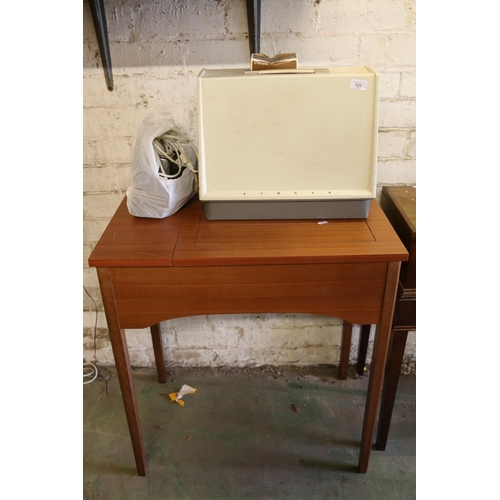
88 195 408 475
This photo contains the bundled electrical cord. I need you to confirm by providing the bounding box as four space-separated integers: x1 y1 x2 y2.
152 129 199 192
83 286 110 393
83 362 99 384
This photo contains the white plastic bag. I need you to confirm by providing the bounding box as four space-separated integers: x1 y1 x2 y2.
126 109 198 218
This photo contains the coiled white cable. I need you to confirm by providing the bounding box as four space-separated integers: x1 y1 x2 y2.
153 129 199 192
83 362 98 384
83 287 111 392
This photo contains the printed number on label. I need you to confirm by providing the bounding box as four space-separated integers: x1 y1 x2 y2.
350 79 368 91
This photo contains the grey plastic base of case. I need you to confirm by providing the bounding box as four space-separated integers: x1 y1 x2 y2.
203 199 371 220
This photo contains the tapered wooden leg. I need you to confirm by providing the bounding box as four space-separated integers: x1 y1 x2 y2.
150 323 167 383
97 268 147 476
375 330 409 450
339 321 353 380
356 325 371 376
358 262 400 473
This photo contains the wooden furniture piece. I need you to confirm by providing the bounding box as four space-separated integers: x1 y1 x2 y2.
338 322 372 380
339 186 416 450
88 196 408 476
87 0 262 91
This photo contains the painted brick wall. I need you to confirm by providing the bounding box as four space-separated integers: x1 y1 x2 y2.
83 0 416 370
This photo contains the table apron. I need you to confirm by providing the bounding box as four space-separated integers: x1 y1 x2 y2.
104 262 389 329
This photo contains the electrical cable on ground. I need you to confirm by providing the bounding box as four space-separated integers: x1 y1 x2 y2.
83 286 111 394
83 362 98 384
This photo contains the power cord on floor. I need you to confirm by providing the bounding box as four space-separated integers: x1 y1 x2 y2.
83 286 111 394
83 362 98 384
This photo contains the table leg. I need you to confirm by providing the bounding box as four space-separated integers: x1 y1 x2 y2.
356 325 371 376
358 262 400 473
375 330 409 450
97 268 147 476
150 323 167 383
339 321 352 380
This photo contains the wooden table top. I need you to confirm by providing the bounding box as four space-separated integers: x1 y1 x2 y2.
88 196 408 268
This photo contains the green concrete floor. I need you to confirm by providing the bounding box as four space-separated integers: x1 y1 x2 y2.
83 365 415 499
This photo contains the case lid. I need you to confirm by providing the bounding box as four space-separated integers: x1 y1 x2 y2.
197 66 378 202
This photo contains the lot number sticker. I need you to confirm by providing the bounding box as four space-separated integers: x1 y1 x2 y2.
350 79 368 91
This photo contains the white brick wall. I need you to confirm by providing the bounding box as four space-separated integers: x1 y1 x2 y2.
83 0 416 370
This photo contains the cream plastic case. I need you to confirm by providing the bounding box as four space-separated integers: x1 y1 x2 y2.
197 66 378 202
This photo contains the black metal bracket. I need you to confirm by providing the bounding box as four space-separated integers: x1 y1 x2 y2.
88 0 113 90
246 0 261 54
88 0 262 91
